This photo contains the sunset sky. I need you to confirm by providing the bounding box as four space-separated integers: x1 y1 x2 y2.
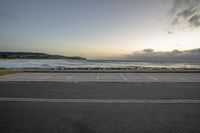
1 0 200 59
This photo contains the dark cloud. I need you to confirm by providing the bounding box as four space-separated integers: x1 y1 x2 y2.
177 9 195 18
188 14 200 27
0 10 21 22
125 48 200 62
142 48 154 53
168 0 200 32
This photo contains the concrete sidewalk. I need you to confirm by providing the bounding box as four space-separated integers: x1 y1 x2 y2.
0 72 200 82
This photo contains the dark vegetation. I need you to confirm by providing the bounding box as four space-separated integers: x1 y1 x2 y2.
0 52 86 60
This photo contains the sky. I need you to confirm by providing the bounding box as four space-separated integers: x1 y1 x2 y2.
0 0 200 59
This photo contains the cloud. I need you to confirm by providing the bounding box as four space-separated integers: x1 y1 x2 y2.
188 14 200 27
0 10 21 22
167 0 200 32
142 48 154 53
124 48 200 62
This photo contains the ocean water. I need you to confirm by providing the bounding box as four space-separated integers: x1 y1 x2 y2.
0 59 200 69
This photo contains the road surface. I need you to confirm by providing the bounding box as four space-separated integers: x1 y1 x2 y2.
0 81 200 133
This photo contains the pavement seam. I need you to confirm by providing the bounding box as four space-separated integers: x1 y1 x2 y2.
0 97 200 103
141 73 159 81
119 73 127 81
66 73 79 81
97 73 100 81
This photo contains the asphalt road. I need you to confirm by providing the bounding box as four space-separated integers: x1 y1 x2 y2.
0 82 200 133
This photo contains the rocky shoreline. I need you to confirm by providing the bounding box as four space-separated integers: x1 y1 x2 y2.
2 66 199 73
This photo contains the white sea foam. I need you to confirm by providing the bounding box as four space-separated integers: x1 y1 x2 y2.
0 59 200 69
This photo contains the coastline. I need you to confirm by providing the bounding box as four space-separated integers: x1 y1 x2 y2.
10 68 200 73
1 65 200 74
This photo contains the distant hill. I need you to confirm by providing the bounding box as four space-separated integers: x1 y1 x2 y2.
0 52 86 60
